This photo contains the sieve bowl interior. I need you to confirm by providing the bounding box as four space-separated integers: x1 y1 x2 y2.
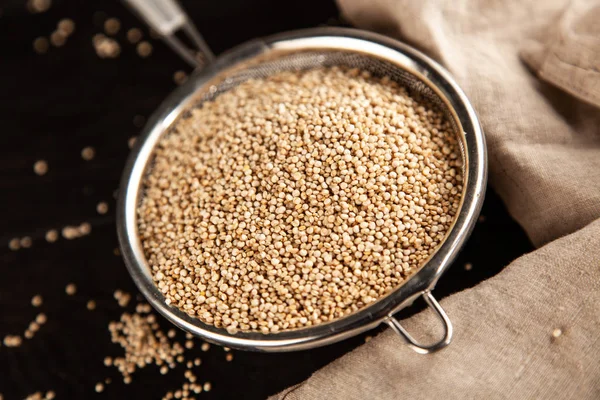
117 28 487 352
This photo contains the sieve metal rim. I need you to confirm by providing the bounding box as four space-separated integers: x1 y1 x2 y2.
117 27 487 352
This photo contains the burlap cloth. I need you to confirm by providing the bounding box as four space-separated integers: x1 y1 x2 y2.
271 0 600 398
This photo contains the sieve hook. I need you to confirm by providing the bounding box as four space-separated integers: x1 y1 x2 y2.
385 291 453 354
124 0 215 68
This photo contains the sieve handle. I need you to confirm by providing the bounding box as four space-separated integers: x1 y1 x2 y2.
124 0 215 68
384 291 453 354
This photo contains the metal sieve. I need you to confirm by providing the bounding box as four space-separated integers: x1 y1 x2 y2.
117 0 487 353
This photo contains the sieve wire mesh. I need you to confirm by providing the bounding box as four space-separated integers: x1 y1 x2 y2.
122 41 481 350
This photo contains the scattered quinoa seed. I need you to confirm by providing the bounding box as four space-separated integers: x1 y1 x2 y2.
33 37 49 54
225 353 233 362
65 283 77 295
127 28 143 44
33 160 48 175
200 343 210 352
57 18 75 35
552 328 562 338
95 383 104 393
173 70 188 85
31 295 43 307
464 262 473 271
29 321 40 333
104 18 121 35
136 41 152 57
107 305 185 383
8 238 20 251
27 0 51 13
3 335 22 347
36 313 47 324
87 300 97 310
20 236 33 248
33 37 50 54
49 31 66 47
114 290 131 307
81 146 95 161
78 222 92 235
96 201 109 215
136 303 152 313
93 34 120 58
61 223 91 239
128 136 137 149
62 226 77 239
45 229 59 243
203 382 211 392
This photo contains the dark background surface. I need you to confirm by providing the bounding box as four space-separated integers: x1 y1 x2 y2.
0 0 534 398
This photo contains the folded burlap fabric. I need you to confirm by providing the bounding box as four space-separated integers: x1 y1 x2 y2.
271 0 600 398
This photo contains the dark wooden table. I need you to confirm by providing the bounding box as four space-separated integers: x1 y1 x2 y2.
0 0 533 398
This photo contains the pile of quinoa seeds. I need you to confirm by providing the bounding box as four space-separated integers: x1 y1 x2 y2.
138 66 463 334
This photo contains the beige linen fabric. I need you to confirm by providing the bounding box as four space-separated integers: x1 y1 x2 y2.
271 0 600 398
520 1 600 108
